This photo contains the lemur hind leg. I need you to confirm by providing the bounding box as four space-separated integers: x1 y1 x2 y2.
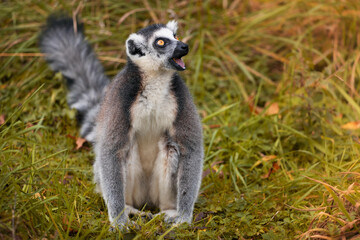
151 138 180 222
125 205 153 219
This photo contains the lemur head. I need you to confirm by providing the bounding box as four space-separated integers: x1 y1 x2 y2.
126 21 189 72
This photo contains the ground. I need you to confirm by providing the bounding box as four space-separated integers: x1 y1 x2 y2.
1 0 360 239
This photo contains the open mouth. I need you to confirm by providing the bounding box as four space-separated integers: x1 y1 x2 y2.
169 42 189 71
172 58 185 70
169 56 186 71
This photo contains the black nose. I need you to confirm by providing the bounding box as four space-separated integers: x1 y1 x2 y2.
180 43 189 51
176 42 189 55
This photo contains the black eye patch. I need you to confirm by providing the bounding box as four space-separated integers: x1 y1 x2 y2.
127 39 145 57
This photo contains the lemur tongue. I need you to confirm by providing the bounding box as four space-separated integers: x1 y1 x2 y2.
174 58 185 69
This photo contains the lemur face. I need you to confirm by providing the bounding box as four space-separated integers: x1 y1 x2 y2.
126 21 189 72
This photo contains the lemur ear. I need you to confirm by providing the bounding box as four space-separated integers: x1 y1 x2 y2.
166 20 178 35
126 34 145 57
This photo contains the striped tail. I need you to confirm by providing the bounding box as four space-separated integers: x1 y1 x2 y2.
39 14 110 142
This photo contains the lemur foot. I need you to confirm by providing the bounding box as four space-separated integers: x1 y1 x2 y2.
125 205 153 220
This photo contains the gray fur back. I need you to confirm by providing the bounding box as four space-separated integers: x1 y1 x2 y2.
39 14 109 142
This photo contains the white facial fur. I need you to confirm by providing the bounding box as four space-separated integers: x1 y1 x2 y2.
126 22 180 73
125 33 146 58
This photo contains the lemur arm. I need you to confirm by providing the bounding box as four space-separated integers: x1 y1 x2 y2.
96 141 128 227
175 144 203 223
171 74 204 223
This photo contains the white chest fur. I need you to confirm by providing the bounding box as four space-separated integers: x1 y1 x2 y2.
127 72 177 209
131 72 177 138
132 74 177 172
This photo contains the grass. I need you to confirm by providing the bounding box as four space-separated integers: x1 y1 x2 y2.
1 0 360 239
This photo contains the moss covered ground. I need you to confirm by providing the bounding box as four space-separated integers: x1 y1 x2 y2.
1 0 360 239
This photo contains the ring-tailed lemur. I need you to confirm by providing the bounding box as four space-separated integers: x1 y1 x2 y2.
39 14 203 230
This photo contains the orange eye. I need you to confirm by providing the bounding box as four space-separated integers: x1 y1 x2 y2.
175 36 179 40
157 39 165 46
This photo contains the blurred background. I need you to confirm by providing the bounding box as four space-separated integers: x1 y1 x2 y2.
1 0 360 239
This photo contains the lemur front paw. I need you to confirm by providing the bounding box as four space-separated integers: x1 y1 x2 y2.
157 210 192 225
109 215 134 232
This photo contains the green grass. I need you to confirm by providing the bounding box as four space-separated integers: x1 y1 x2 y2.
1 0 360 239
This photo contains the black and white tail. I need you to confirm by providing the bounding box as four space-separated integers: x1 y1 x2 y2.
39 14 109 143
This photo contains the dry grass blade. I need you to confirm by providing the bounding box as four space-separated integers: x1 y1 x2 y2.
118 8 147 25
142 0 159 23
0 53 44 57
